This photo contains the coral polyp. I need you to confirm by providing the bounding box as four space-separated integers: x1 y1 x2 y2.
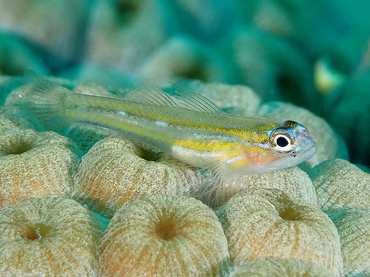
73 136 201 218
99 194 230 276
216 188 343 276
0 197 104 276
329 209 370 276
309 159 370 211
0 128 79 210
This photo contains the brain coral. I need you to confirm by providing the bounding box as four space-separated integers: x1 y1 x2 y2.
216 188 343 276
308 159 370 211
0 197 104 276
99 194 230 277
230 258 335 277
0 128 79 210
73 136 201 218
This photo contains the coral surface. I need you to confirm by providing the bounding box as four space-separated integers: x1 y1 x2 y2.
309 159 370 211
329 209 370 276
216 188 343 276
73 136 201 218
0 197 104 276
0 128 79 210
99 194 230 276
230 258 335 277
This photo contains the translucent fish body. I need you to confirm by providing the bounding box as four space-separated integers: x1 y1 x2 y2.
12 77 317 180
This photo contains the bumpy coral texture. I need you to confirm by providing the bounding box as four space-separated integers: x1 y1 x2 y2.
73 136 201 218
0 197 104 276
99 194 230 277
309 159 370 211
0 128 79 210
216 188 343 276
65 123 113 155
230 258 335 277
203 166 317 208
0 107 31 133
329 209 370 276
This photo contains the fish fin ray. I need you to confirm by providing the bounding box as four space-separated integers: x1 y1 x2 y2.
188 161 230 208
168 82 223 114
7 70 72 132
211 160 229 186
123 83 178 107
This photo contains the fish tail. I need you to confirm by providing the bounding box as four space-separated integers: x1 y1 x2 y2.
9 71 72 132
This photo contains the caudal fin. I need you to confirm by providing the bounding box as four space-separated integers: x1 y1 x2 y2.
5 71 72 133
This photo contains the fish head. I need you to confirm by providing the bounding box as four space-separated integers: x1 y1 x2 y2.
264 120 317 170
225 120 317 176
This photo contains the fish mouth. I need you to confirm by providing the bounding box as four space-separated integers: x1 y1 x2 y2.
299 143 317 160
308 145 317 157
280 144 316 170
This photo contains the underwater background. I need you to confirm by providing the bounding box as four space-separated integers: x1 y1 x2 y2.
1 0 370 276
0 0 369 166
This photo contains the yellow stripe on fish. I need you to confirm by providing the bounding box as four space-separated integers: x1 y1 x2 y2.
10 72 317 183
174 131 269 153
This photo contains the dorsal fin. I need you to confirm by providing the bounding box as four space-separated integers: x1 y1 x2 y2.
23 69 57 92
123 83 178 107
121 81 223 114
168 82 223 114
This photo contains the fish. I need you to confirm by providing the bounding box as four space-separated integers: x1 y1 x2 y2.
10 73 317 183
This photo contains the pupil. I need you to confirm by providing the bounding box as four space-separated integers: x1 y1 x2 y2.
277 136 289 147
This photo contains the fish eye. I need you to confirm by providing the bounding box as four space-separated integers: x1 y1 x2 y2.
276 136 289 147
269 129 296 153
